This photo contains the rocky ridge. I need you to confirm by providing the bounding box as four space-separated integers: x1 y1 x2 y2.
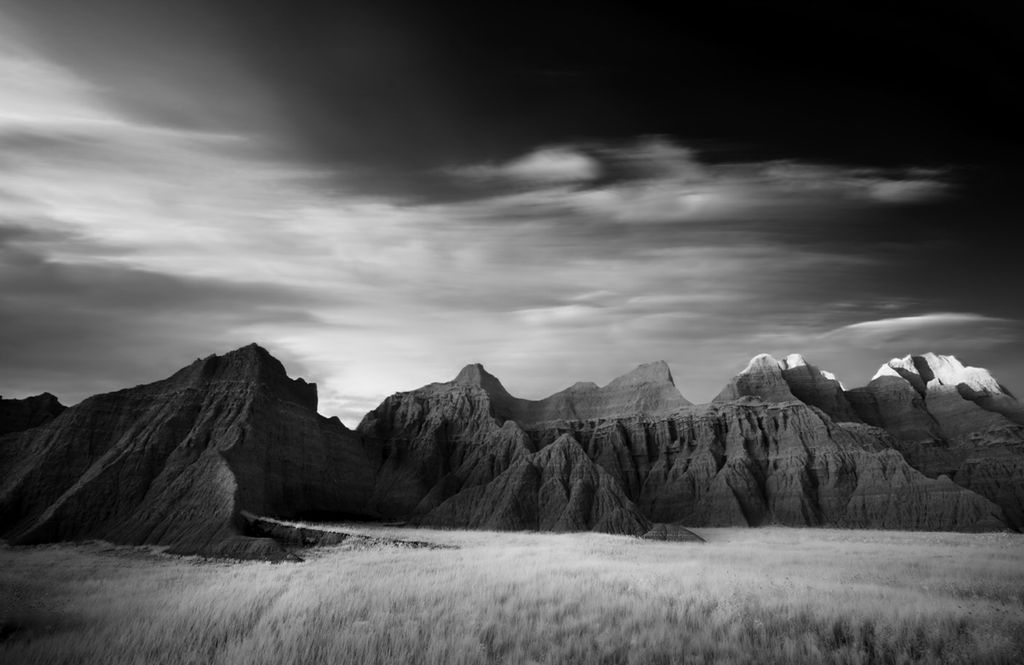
358 353 1013 533
2 345 1022 560
847 353 1024 527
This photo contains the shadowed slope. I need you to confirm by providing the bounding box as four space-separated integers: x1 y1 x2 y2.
0 393 65 436
0 344 378 559
357 361 689 531
417 434 651 534
847 353 1024 528
714 353 860 423
360 356 1008 533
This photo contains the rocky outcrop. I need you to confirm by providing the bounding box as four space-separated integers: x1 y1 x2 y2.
0 393 66 435
845 353 1024 527
357 366 535 520
357 362 687 533
714 354 860 423
417 434 651 534
642 523 705 542
240 513 444 552
4 346 1021 558
361 355 1009 533
458 360 691 425
713 354 800 405
862 354 1022 441
0 344 379 559
539 403 1005 530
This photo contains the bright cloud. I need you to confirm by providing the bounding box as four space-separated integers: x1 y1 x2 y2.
448 145 601 184
826 313 1016 348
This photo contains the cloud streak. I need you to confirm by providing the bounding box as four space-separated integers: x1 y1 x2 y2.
0 15 1019 423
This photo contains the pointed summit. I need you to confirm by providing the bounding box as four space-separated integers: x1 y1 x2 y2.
714 353 798 404
872 353 1013 397
867 352 1024 432
714 353 859 422
454 362 498 386
607 361 676 388
0 344 376 560
451 363 515 403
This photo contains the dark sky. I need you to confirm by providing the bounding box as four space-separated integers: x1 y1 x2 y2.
1 1 1022 422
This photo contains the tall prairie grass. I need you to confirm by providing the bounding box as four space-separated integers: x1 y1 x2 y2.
2 527 1022 664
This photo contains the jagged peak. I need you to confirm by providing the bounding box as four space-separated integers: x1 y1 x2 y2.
778 353 846 389
454 362 497 385
451 363 514 399
606 360 675 388
871 352 1005 396
181 344 317 410
742 353 783 373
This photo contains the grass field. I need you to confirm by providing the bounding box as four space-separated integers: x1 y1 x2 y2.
2 527 1023 664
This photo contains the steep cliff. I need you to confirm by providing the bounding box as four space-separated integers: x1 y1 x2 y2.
418 434 651 534
359 355 1008 532
356 361 681 533
848 353 1024 527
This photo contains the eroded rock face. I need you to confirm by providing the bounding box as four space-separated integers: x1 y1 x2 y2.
417 434 651 534
0 393 66 435
847 353 1024 527
0 345 378 559
4 346 1021 559
642 523 705 542
356 361 687 533
360 356 1010 533
543 403 1004 530
713 354 860 423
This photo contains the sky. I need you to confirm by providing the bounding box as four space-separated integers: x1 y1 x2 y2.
1 1 1022 424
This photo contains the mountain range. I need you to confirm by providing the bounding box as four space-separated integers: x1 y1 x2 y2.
2 344 1021 559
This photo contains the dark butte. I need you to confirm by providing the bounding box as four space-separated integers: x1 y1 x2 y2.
1 345 1021 559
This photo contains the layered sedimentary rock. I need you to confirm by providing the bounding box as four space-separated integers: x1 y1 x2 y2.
357 362 681 534
0 393 66 435
360 355 1009 533
714 353 860 423
847 353 1024 528
4 346 1021 559
419 434 650 534
0 345 378 559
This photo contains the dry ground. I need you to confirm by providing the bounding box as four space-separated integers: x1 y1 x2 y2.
1 527 1023 664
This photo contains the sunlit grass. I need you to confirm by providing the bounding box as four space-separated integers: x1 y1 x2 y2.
2 527 1023 664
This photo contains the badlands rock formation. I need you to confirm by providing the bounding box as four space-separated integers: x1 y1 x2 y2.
713 353 860 422
361 354 1008 532
357 361 681 534
0 345 378 559
2 345 1021 559
847 353 1024 528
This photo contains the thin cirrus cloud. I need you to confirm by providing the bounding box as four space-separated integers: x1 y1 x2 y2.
1 15 1018 424
824 312 1018 348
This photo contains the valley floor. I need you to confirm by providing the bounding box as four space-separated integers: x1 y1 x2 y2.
1 527 1023 664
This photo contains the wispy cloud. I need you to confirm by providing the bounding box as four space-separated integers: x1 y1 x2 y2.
825 313 1017 347
446 137 954 224
0 16 1013 422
